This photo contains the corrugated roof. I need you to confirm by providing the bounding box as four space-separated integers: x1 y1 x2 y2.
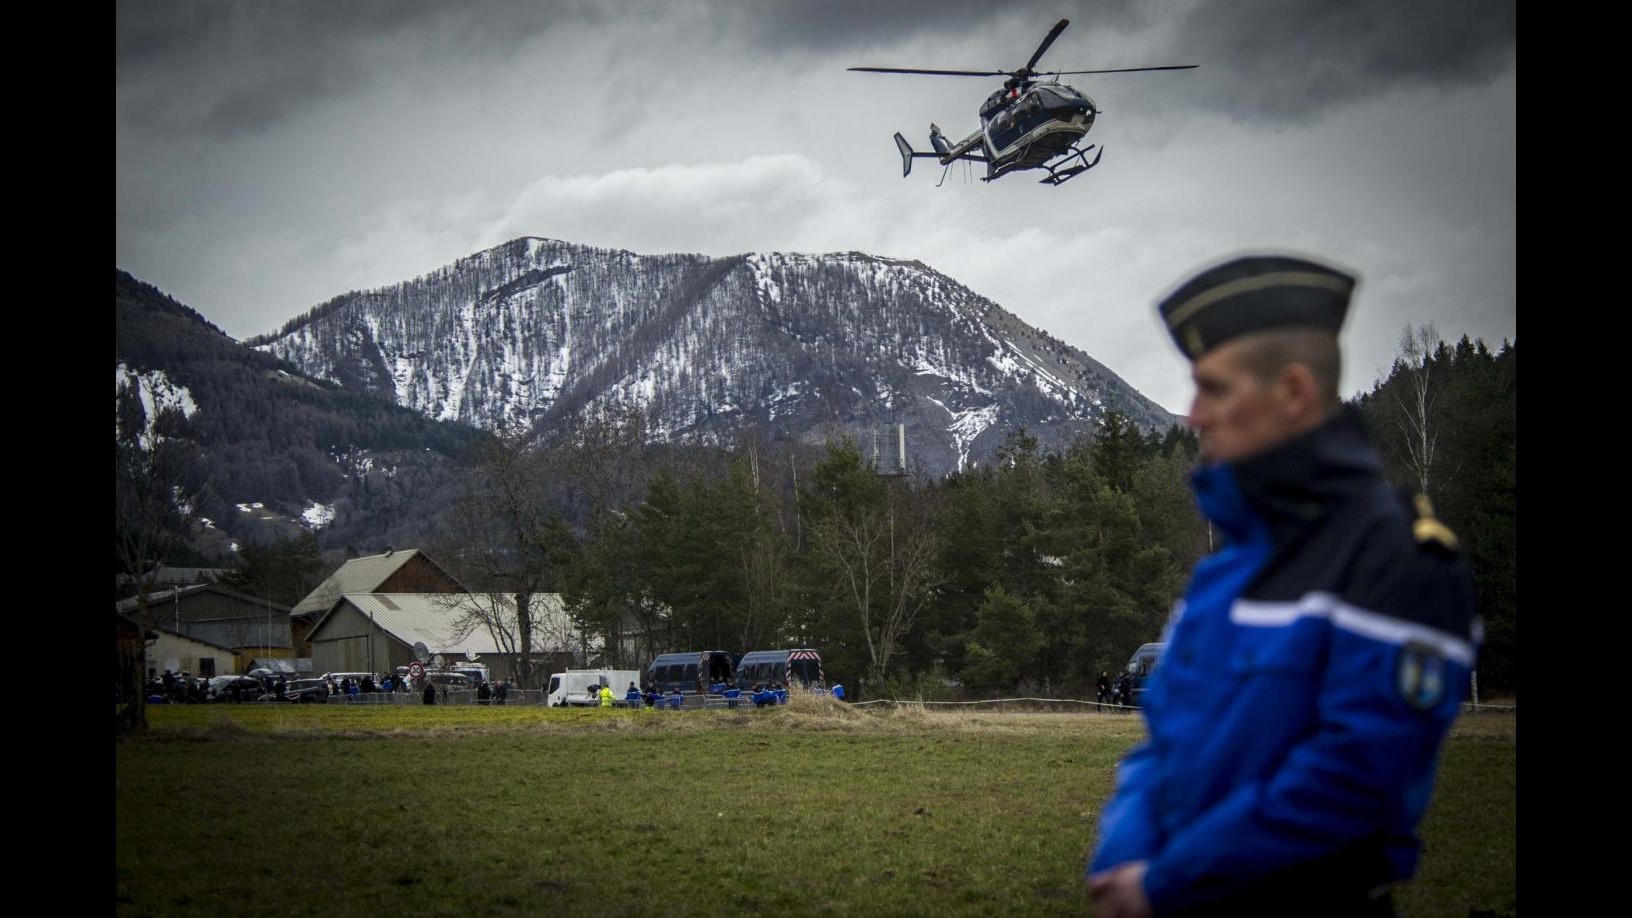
184 619 293 651
319 593 590 657
152 623 237 653
245 658 312 675
155 566 226 584
115 583 293 616
290 550 426 616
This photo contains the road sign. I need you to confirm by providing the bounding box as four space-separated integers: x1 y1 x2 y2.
407 661 426 680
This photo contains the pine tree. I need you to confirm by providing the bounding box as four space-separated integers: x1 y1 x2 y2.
959 585 1044 692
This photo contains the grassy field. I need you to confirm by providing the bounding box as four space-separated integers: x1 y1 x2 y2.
115 698 1514 917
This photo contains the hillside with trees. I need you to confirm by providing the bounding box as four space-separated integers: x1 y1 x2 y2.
1356 329 1515 693
117 261 1514 697
443 331 1514 698
115 269 490 563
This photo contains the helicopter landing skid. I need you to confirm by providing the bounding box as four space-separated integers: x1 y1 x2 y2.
1038 144 1103 185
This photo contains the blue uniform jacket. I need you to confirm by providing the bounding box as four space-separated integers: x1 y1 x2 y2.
1088 407 1480 914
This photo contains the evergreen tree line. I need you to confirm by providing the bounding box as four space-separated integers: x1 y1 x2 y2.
437 406 1210 698
153 324 1513 699
1356 332 1516 693
440 331 1515 698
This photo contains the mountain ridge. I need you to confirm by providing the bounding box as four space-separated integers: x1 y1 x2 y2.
250 237 1177 474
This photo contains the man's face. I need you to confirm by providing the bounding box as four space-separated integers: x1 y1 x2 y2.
1187 338 1296 464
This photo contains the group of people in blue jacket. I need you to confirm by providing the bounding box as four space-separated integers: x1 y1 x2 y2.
614 679 849 710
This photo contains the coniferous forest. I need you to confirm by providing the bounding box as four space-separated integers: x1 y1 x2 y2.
117 262 1514 697
429 324 1515 699
1356 333 1516 693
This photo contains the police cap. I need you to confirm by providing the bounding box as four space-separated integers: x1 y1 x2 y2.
1157 254 1357 360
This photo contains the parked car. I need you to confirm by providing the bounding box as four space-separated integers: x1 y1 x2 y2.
451 664 490 686
257 678 330 703
208 675 265 702
426 672 474 691
324 672 381 691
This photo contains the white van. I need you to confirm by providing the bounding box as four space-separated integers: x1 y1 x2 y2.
546 669 642 707
451 663 490 686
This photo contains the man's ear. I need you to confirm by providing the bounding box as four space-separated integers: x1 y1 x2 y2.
1274 363 1322 423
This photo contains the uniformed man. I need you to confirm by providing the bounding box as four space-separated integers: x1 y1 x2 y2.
1086 254 1480 917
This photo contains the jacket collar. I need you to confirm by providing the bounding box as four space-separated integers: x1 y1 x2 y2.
1192 405 1384 544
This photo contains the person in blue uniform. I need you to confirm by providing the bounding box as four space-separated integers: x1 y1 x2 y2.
752 684 775 708
1086 254 1480 918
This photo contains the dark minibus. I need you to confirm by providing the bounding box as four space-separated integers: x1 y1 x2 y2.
646 650 736 694
1124 642 1165 707
734 648 825 690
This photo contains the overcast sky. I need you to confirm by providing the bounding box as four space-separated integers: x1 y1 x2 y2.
116 0 1515 416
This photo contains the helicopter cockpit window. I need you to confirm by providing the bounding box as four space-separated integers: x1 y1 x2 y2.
1014 94 1052 132
1036 85 1076 103
987 92 1051 151
1034 84 1088 116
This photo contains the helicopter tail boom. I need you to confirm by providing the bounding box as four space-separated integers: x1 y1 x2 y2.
893 132 945 177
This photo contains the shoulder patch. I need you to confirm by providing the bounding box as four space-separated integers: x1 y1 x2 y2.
1409 493 1459 552
1396 642 1450 709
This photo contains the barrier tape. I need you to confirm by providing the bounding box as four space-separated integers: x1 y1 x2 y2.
849 696 1515 713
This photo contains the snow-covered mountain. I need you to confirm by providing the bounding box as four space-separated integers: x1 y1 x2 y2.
252 237 1176 475
116 269 487 562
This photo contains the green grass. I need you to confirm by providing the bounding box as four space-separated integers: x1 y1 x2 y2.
115 701 1513 917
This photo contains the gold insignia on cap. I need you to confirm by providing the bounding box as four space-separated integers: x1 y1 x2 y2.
1412 494 1459 551
1164 270 1354 329
1183 324 1205 357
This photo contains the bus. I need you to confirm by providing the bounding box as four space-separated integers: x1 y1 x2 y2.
735 648 825 690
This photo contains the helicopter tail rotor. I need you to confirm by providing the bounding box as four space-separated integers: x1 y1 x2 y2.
894 130 950 178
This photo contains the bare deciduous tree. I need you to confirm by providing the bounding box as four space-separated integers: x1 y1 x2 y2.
115 372 204 732
431 429 579 689
808 475 943 687
437 590 580 678
1391 323 1445 497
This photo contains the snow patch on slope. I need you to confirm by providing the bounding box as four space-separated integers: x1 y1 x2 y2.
927 396 1000 473
302 502 335 531
116 363 198 450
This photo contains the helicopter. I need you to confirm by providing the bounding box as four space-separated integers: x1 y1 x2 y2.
849 18 1196 186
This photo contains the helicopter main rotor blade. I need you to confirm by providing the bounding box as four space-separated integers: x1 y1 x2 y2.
848 67 1008 77
1024 18 1070 73
1043 65 1199 75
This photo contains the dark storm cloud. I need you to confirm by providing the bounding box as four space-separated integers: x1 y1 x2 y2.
117 0 606 138
1161 0 1515 121
733 0 1147 58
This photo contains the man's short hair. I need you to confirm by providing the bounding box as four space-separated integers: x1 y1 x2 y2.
1233 327 1343 408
